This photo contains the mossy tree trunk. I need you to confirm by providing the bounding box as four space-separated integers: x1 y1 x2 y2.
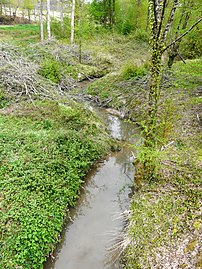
134 0 179 183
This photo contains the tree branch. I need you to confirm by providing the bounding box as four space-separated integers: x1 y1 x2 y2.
162 17 202 52
156 0 167 40
161 0 179 42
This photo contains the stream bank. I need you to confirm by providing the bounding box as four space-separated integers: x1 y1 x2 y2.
44 107 139 269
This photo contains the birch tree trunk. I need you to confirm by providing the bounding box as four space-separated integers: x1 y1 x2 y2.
38 0 44 42
0 0 2 15
34 9 36 21
60 0 64 34
46 0 51 39
70 0 75 44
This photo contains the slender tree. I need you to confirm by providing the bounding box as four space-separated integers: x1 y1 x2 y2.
70 0 75 44
136 0 179 181
0 0 3 15
136 0 201 181
60 0 64 34
38 0 44 41
46 0 51 39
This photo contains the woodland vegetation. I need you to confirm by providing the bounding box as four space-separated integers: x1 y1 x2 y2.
0 0 201 268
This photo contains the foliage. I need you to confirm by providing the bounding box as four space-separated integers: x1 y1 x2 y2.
50 17 71 40
38 58 62 83
133 29 149 42
180 27 202 59
0 24 40 45
115 0 148 35
123 58 202 268
0 88 8 108
89 0 115 28
0 100 112 269
89 0 105 24
122 63 147 80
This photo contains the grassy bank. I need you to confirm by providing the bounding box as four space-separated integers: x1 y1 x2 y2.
0 100 113 269
1 23 201 268
0 24 40 45
80 56 202 268
0 30 149 268
122 59 202 268
83 58 202 268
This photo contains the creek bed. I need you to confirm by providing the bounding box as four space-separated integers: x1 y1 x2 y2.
44 108 139 269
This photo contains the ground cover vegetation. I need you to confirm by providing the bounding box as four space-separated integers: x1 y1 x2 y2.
0 100 113 269
0 0 202 268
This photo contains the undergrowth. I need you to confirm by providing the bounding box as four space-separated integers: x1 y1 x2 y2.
0 24 40 45
123 59 202 268
0 100 112 269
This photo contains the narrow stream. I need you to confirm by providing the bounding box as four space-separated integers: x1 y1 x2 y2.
44 108 139 269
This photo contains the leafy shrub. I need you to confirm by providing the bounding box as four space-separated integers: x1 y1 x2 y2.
0 100 111 269
38 59 62 83
134 29 149 42
180 28 202 59
50 17 71 40
0 88 8 108
114 19 135 35
121 20 134 35
122 63 147 80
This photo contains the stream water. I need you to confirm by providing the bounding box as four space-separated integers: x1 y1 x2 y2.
44 108 139 269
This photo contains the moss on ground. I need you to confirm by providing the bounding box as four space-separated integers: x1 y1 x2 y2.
0 100 112 269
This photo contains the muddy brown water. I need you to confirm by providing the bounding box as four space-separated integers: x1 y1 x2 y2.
44 107 140 269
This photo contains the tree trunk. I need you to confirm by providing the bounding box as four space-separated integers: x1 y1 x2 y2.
47 0 51 40
60 0 64 34
34 9 36 21
109 0 112 27
78 0 83 63
70 0 75 44
136 0 141 29
22 9 25 19
0 0 2 15
28 9 31 22
103 0 107 26
112 0 115 25
9 4 12 16
38 0 44 42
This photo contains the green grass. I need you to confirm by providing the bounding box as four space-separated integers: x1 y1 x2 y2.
0 100 112 269
123 58 202 268
0 24 40 45
172 58 202 89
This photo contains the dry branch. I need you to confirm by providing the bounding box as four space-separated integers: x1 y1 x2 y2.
0 44 76 101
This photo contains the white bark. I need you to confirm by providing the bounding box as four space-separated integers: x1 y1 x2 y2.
46 0 51 40
38 0 44 42
60 0 64 33
0 0 2 15
70 0 75 44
